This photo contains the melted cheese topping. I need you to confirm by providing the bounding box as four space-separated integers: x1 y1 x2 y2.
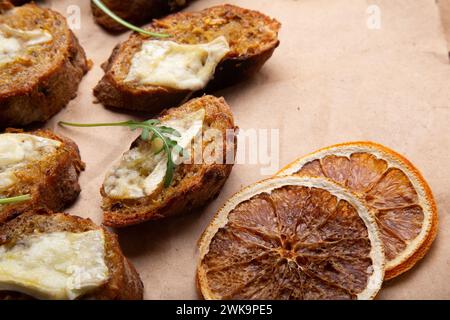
125 36 230 90
0 230 109 300
0 24 52 65
103 109 205 199
0 133 61 191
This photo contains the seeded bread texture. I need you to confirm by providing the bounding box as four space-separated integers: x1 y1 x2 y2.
0 3 89 127
94 4 281 113
102 95 236 227
0 129 85 224
0 212 144 300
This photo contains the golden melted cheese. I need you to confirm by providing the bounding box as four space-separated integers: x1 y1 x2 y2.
0 230 109 300
0 24 52 65
103 109 205 199
0 133 61 192
125 36 230 90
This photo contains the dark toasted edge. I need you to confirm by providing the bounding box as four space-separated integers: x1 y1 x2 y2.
93 4 280 113
0 1 13 11
0 5 89 127
102 95 237 227
9 0 29 6
90 0 190 33
0 129 85 224
87 223 144 300
0 211 143 300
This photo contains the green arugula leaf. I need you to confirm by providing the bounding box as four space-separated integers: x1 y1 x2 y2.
58 119 185 188
158 126 182 137
141 129 150 141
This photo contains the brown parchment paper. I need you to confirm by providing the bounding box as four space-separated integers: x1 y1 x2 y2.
36 0 450 299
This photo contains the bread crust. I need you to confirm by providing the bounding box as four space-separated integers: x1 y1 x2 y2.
102 95 236 227
0 211 143 300
8 0 29 6
91 0 191 33
0 3 89 127
0 129 85 224
94 4 281 113
0 1 13 10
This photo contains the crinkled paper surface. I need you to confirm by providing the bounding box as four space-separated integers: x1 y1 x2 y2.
36 0 450 299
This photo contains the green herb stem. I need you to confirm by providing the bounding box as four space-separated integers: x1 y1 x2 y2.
147 126 175 187
93 0 170 38
58 120 181 187
0 194 31 205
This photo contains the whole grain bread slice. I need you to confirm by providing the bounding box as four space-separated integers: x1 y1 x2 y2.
91 0 191 33
94 4 281 113
8 0 30 5
102 95 236 227
0 129 85 224
0 3 89 127
0 211 143 300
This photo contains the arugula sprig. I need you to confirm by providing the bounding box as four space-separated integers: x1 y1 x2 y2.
58 119 184 187
0 194 31 205
92 0 170 38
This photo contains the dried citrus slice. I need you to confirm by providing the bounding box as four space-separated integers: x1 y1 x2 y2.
197 176 384 300
277 142 437 280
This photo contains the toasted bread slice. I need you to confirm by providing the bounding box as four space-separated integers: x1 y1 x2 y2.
0 211 143 300
0 3 89 127
0 129 85 224
8 0 29 5
102 95 236 227
94 4 280 113
2 1 28 7
91 0 191 33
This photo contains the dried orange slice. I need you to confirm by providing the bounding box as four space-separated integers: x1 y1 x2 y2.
277 142 437 280
197 176 384 300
